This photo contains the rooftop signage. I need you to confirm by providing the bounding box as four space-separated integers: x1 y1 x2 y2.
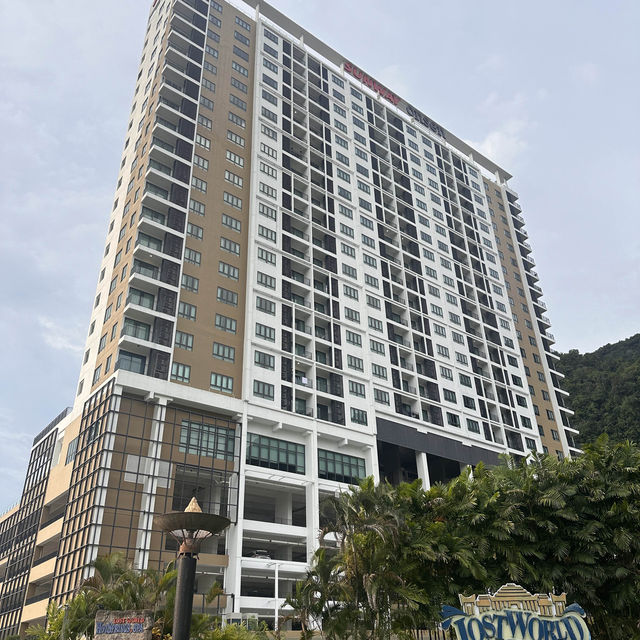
441 584 591 640
343 61 446 139
343 62 400 106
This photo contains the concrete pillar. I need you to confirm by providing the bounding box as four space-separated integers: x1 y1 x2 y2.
305 431 320 561
416 451 431 490
275 491 293 525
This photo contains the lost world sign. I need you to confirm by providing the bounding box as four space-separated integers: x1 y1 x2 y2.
94 610 153 640
441 584 591 640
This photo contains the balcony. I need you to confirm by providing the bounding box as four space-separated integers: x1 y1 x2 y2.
294 375 313 389
29 555 56 584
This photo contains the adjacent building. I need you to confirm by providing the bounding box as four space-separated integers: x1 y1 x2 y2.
0 0 579 635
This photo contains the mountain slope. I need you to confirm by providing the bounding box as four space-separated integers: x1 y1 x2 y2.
557 333 640 444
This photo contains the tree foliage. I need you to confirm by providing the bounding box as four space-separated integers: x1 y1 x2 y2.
288 437 640 640
557 333 640 444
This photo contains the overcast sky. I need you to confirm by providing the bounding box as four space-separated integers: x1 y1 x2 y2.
0 0 638 508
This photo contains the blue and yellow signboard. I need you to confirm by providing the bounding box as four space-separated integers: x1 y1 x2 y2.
441 584 590 640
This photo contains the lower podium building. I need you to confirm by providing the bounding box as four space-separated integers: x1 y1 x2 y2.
0 0 579 635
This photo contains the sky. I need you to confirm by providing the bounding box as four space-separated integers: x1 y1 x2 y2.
0 0 638 508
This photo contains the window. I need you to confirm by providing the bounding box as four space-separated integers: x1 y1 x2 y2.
342 243 356 258
256 296 276 315
372 364 387 379
229 93 247 111
257 271 276 289
350 408 368 425
190 199 206 216
263 58 278 74
349 381 366 397
226 150 244 167
259 183 277 199
224 169 243 188
117 351 145 374
187 222 203 239
184 248 201 265
447 413 461 427
256 322 275 341
437 344 450 358
229 111 247 129
258 224 277 242
179 419 235 462
369 317 383 332
215 314 237 333
65 437 79 465
344 307 360 323
254 350 275 370
233 44 249 62
467 419 480 434
210 373 234 394
374 389 390 405
178 301 197 320
219 261 239 281
443 389 457 403
365 274 379 288
342 264 357 279
175 331 193 351
370 339 385 355
366 295 380 310
261 123 277 140
128 288 154 308
247 433 305 475
218 214 241 234
318 449 366 484
171 362 191 383
440 366 453 381
258 247 276 264
217 287 238 306
363 254 377 268
347 355 364 371
231 60 248 77
253 380 275 400
343 284 359 300
346 330 362 346
260 142 277 159
227 130 245 147
181 274 199 292
220 237 240 255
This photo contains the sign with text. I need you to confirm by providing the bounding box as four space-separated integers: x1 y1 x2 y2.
441 584 591 640
343 61 446 139
95 610 153 640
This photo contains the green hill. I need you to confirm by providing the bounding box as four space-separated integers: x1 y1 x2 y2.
557 333 640 445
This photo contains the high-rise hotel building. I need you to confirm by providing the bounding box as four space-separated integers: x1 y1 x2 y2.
0 0 579 634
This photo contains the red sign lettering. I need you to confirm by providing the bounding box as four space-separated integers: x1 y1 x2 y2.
344 62 400 106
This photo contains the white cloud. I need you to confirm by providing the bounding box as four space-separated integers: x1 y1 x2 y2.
38 316 84 353
0 407 33 508
477 53 504 73
377 64 411 100
573 62 600 86
466 118 529 168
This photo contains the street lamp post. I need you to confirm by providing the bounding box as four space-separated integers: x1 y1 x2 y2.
155 498 230 640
